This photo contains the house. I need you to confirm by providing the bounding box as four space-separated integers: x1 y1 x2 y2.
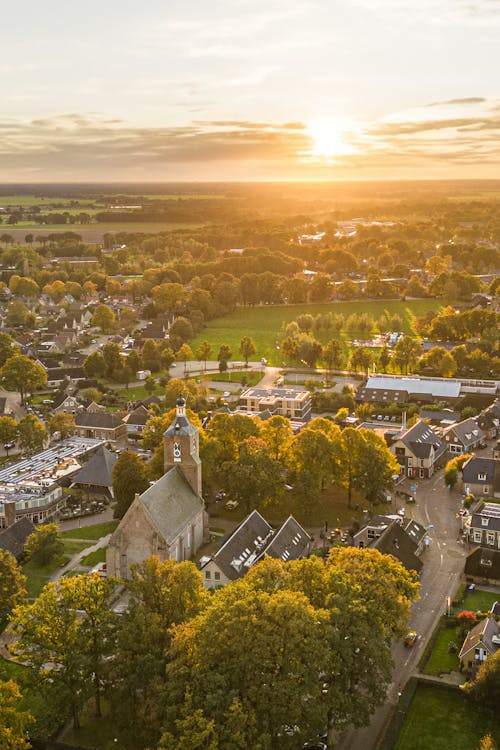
0 518 35 560
123 405 150 437
468 503 500 548
70 445 117 499
476 399 500 440
352 515 425 573
107 396 208 579
419 409 460 427
390 420 447 479
52 392 80 414
464 547 500 585
459 616 500 673
462 457 500 499
45 366 87 388
200 511 310 589
74 411 127 442
238 386 311 422
443 418 485 456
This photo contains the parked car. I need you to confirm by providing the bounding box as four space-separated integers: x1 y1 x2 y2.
225 500 239 511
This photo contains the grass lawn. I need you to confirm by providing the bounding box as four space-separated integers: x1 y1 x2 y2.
114 384 163 401
462 588 500 613
80 548 107 567
203 370 262 386
422 627 460 676
190 299 455 366
60 520 119 541
394 684 500 750
59 700 119 750
22 556 68 599
0 658 46 729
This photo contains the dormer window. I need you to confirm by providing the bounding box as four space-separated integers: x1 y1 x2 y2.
478 473 487 481
481 517 489 526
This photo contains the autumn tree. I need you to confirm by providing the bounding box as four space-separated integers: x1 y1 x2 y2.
349 346 373 374
102 342 123 379
0 355 47 404
17 415 46 453
176 343 193 374
83 351 106 379
91 303 116 333
0 549 27 624
0 331 16 367
463 649 500 712
141 339 161 372
393 336 422 374
224 436 284 514
0 679 32 750
0 415 18 445
195 341 212 371
110 558 208 749
259 415 294 462
217 344 232 371
49 412 75 439
239 336 256 367
322 339 343 382
24 523 63 566
112 451 150 518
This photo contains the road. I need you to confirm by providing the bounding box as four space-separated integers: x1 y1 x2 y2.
339 468 466 750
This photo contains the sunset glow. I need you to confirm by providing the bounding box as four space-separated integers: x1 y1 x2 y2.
306 119 357 159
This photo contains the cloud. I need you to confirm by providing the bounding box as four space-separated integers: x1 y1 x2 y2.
1 101 500 181
427 97 487 107
350 0 500 23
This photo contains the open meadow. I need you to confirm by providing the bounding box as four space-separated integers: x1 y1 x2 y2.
191 298 455 365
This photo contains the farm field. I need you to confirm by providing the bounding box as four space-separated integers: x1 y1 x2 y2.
394 684 500 750
3 221 205 242
191 298 456 366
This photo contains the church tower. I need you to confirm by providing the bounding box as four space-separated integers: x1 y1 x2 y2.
163 396 202 497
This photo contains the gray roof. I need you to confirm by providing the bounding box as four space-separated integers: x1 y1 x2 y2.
465 547 500 581
125 405 150 426
139 466 203 545
71 446 117 488
459 616 499 659
75 412 124 429
419 409 460 425
0 518 35 560
404 519 427 545
462 457 496 485
398 420 447 460
470 503 500 532
364 375 461 399
164 409 198 437
206 510 309 581
444 418 485 447
372 520 423 573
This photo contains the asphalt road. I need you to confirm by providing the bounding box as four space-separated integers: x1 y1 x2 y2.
339 468 466 750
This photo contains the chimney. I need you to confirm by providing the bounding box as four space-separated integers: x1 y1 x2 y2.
4 501 17 528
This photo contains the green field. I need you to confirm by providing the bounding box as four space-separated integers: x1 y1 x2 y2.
203 370 262 386
422 627 460 676
80 547 107 567
462 588 500 613
191 299 454 365
394 684 500 750
60 520 119 541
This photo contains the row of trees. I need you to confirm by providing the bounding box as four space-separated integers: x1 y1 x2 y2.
6 552 419 749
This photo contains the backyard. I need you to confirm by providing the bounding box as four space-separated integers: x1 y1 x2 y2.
394 683 500 750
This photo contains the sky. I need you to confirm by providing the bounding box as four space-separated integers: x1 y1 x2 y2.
1 0 500 181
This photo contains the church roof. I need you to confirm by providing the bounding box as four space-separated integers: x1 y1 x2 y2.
164 398 198 437
71 445 117 487
139 465 203 545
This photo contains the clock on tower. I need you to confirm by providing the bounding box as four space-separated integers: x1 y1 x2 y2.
173 441 182 462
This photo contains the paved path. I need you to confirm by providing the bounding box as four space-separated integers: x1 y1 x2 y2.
49 534 112 582
339 468 467 750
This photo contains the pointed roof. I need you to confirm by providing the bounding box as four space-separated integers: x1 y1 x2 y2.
138 465 204 545
459 616 500 660
164 395 197 437
71 445 117 487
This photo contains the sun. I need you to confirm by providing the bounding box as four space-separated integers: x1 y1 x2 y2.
306 118 355 159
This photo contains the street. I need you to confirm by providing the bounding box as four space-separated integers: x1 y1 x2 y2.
340 467 466 750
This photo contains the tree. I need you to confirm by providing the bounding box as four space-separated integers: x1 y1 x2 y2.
112 451 149 519
160 346 175 371
196 341 212 371
83 351 106 380
91 304 116 333
102 342 122 379
144 375 156 395
393 336 422 374
49 413 75 439
176 343 193 375
478 736 497 750
24 523 63 565
0 355 47 404
224 436 284 513
378 344 391 373
110 558 208 749
141 339 161 372
259 415 294 462
217 344 232 371
339 427 399 507
349 347 373 374
0 549 26 624
239 336 256 367
163 582 328 749
464 649 500 711
322 339 343 382
10 575 117 731
17 414 46 453
0 679 32 750
0 331 16 367
0 415 18 446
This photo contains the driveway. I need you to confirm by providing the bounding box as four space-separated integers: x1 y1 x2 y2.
340 467 466 750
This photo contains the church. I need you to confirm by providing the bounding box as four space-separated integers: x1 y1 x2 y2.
107 396 208 579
